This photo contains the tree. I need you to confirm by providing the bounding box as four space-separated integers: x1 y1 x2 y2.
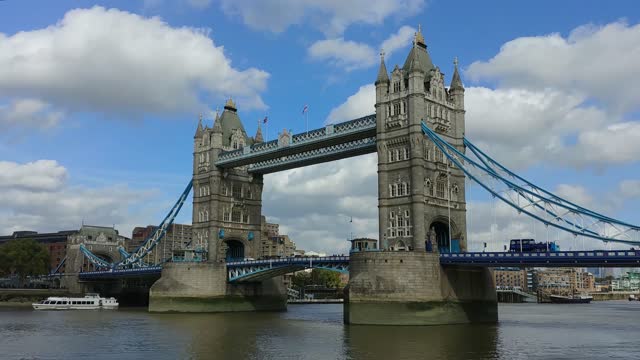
311 269 342 288
0 239 50 286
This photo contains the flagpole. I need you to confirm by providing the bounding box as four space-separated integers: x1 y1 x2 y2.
306 110 308 135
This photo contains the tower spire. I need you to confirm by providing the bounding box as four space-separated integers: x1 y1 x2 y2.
450 56 464 91
254 121 264 143
375 49 390 85
194 113 204 137
414 24 426 49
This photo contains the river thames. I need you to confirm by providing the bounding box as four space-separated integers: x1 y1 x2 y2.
1 302 639 359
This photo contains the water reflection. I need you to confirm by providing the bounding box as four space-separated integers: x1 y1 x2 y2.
345 323 498 360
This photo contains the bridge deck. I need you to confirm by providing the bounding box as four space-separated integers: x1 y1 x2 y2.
76 250 640 280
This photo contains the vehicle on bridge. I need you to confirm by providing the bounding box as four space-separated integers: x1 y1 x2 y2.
509 239 559 252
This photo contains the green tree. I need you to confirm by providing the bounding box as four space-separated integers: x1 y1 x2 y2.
0 239 50 286
311 269 342 288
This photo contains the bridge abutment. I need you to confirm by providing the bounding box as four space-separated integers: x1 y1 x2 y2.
148 262 287 313
345 251 496 325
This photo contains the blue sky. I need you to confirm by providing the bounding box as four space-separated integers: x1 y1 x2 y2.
1 0 639 255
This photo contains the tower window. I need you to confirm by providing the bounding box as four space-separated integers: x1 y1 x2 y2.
232 209 242 223
232 183 242 199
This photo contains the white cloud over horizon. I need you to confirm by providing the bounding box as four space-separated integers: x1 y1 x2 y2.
0 160 163 240
0 6 269 131
308 26 416 70
219 0 424 36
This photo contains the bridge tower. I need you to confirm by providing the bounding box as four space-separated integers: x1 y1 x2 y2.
149 99 286 313
345 27 497 325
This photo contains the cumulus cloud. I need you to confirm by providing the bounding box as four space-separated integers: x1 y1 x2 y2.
219 0 423 35
467 21 640 113
0 6 269 124
308 26 415 70
326 84 375 124
0 98 64 134
263 154 378 254
0 160 160 238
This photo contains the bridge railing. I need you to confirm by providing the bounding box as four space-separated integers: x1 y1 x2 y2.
440 250 640 266
226 256 349 267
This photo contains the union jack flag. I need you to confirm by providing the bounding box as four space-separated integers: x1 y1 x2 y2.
302 104 309 114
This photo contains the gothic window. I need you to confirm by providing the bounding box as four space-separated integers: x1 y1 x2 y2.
206 152 209 163
232 209 242 223
403 147 409 160
204 210 209 222
436 176 447 199
402 101 407 114
222 183 228 196
223 209 231 222
232 183 242 199
425 179 433 197
387 105 391 117
391 184 397 197
393 81 400 92
393 103 400 115
242 212 249 224
388 150 392 162
451 184 459 202
246 187 252 199
394 149 400 161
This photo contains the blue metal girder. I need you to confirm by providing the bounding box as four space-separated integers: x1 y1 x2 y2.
215 114 376 171
78 266 162 280
247 136 376 174
227 256 349 282
440 250 640 267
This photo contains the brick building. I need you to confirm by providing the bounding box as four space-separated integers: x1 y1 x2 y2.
129 223 193 263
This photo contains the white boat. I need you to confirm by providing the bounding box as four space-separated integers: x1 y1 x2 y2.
32 293 119 310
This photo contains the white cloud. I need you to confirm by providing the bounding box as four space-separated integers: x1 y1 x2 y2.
326 84 375 124
308 26 415 70
0 160 160 238
467 21 640 113
465 86 640 168
0 160 67 191
619 180 640 199
0 98 63 131
0 6 269 122
219 0 424 35
263 154 378 254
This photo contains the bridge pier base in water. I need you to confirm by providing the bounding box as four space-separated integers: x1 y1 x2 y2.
344 252 497 325
148 262 287 313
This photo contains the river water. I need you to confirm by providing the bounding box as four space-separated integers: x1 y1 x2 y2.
1 302 639 359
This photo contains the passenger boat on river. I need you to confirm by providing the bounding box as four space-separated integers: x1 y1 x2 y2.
32 293 118 310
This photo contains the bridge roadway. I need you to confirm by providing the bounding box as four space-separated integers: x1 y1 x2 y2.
77 250 640 281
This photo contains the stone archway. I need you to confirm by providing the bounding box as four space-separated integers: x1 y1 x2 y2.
224 240 245 262
395 240 407 251
429 221 455 253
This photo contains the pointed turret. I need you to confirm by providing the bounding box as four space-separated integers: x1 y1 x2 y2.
212 107 222 133
255 123 264 143
194 113 204 138
375 50 389 85
450 57 464 91
402 24 434 77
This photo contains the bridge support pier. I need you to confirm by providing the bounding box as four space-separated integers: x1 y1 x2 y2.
148 262 287 313
344 252 497 325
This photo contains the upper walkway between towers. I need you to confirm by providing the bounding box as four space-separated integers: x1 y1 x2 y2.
214 114 376 173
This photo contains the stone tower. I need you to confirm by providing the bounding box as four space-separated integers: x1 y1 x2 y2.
150 99 286 313
345 26 496 325
375 27 467 253
192 99 264 262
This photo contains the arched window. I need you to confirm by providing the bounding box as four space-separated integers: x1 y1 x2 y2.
403 147 409 160
391 184 397 197
394 149 400 161
388 150 393 162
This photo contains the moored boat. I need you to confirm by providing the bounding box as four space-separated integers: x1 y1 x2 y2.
32 293 118 310
549 294 593 304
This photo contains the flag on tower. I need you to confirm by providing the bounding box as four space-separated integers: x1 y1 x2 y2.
263 116 268 124
302 104 309 114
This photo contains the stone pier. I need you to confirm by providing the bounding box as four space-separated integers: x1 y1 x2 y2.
149 262 287 313
345 251 497 325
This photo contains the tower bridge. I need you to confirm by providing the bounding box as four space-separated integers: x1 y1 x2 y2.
73 27 640 325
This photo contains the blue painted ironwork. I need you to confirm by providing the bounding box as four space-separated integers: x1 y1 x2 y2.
78 266 162 280
50 256 67 275
440 250 640 267
227 256 349 282
421 122 640 245
248 136 376 174
80 180 193 269
215 114 376 170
